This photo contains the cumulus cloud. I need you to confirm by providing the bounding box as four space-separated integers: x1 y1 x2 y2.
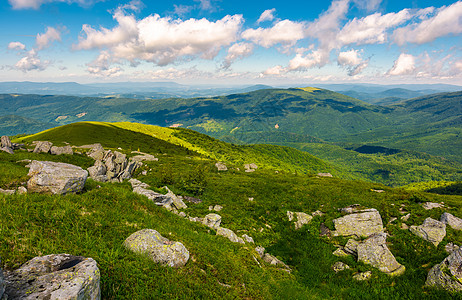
8 42 26 51
242 19 305 48
337 10 411 45
9 0 99 9
393 2 462 45
337 49 368 76
222 42 254 69
76 8 243 67
86 51 122 77
387 53 416 75
262 65 286 76
352 0 382 11
257 8 276 24
36 26 62 50
15 49 50 72
288 50 329 71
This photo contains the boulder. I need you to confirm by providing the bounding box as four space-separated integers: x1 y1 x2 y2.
353 271 372 281
215 162 228 171
129 178 150 189
242 234 254 243
202 213 222 229
423 202 444 210
357 233 405 276
0 147 14 154
332 209 384 238
410 217 446 247
87 160 107 179
446 243 460 254
0 188 15 195
1 136 12 149
33 141 53 153
332 261 350 273
130 154 158 162
441 212 462 230
3 254 100 300
27 161 88 195
164 187 187 210
132 187 172 205
294 212 313 229
217 227 245 244
426 248 462 292
124 229 189 268
50 145 73 155
317 172 333 177
344 239 360 256
332 248 350 257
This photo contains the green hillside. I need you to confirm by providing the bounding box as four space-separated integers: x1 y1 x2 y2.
0 115 53 135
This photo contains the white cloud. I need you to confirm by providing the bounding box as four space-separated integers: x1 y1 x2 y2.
387 53 416 75
288 49 329 71
337 10 411 45
337 50 368 76
76 9 243 66
86 51 122 77
393 2 462 45
9 0 99 9
222 42 254 69
194 0 213 11
352 0 382 11
8 42 26 51
15 49 50 72
173 4 192 16
242 19 305 48
257 8 276 24
261 65 285 76
36 26 62 50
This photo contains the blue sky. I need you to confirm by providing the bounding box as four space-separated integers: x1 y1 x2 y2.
1 0 461 85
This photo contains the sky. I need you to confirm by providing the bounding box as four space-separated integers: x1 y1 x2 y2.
0 0 462 85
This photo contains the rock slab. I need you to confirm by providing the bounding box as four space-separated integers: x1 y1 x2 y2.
202 213 222 229
124 229 189 268
4 254 100 300
441 212 462 231
217 227 245 244
410 217 446 247
27 160 88 194
333 209 384 238
426 248 462 292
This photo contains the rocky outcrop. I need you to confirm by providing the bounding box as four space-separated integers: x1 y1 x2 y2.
87 149 142 182
202 213 222 229
0 135 14 154
217 227 245 244
332 209 384 238
287 211 313 229
410 217 446 247
242 234 254 243
164 187 187 210
3 254 100 299
129 180 187 211
124 229 189 268
27 160 88 194
50 145 73 155
426 248 462 292
215 162 228 171
357 233 405 276
244 163 258 173
33 141 53 153
441 212 462 230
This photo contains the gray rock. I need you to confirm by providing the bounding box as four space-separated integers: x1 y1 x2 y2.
183 196 202 204
0 147 14 154
426 248 462 292
338 204 361 214
441 212 462 230
130 154 158 162
312 210 324 217
4 254 100 300
124 229 189 268
357 233 405 276
16 186 27 194
119 160 142 181
27 161 88 195
255 246 265 257
244 163 258 172
332 209 384 238
164 187 187 210
33 141 53 153
401 223 409 230
215 162 228 171
0 188 15 195
287 211 294 221
242 234 254 243
87 160 107 179
423 202 444 210
1 136 12 149
317 172 333 177
133 186 172 205
332 261 350 273
50 145 73 155
202 213 222 229
344 239 360 256
129 178 150 189
332 248 350 257
353 271 372 281
319 223 331 236
213 205 223 212
446 242 460 254
401 213 411 221
217 227 245 244
294 212 313 229
410 217 446 247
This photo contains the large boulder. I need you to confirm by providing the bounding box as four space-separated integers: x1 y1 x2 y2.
33 141 53 153
202 213 222 229
332 209 384 238
217 227 245 244
441 212 462 231
85 144 105 160
50 145 73 155
0 135 13 154
410 217 446 247
426 248 462 292
357 233 405 276
27 160 88 194
3 254 100 300
124 229 189 268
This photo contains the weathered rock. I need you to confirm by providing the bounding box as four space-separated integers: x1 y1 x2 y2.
0 146 14 154
4 254 100 300
217 227 245 244
242 234 254 243
423 202 444 210
401 223 409 230
130 154 158 162
16 186 27 194
317 172 333 177
1 136 12 149
133 187 172 205
287 211 294 221
344 239 360 256
27 161 88 194
410 217 446 246
262 252 290 270
312 210 324 217
0 188 15 195
426 248 462 292
50 145 73 155
124 229 189 268
319 223 331 236
371 189 385 193
353 271 372 281
332 261 350 273
129 178 150 189
33 141 53 153
333 248 350 257
441 212 462 230
164 187 187 210
215 162 228 171
87 160 107 179
119 160 142 181
357 233 405 276
445 243 460 254
294 212 313 229
401 213 411 221
338 204 362 214
183 196 202 204
244 163 258 172
213 205 223 212
202 213 222 229
332 209 384 238
255 246 265 257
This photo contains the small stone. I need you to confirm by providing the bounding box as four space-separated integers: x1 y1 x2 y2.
317 172 333 177
0 188 15 195
215 162 228 171
401 223 409 230
371 189 385 193
141 170 147 175
401 213 411 221
388 217 397 224
248 197 254 201
213 205 223 212
255 246 265 257
287 211 294 221
294 212 313 229
16 186 27 194
353 271 372 281
320 223 331 236
332 261 350 273
312 210 324 217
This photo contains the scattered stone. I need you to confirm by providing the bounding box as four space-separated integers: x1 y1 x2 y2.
262 253 288 269
338 204 362 214
4 254 100 299
215 162 228 171
344 239 360 256
213 205 223 212
16 186 27 194
179 211 186 218
371 189 385 193
244 163 258 173
183 196 202 204
132 186 172 206
401 223 409 230
27 160 88 194
388 217 397 224
202 213 222 229
410 217 446 247
33 141 53 153
333 248 350 257
317 172 333 177
357 233 405 276
124 229 189 268
426 248 462 292
164 186 187 210
242 234 254 243
353 271 372 281
332 261 350 273
1 136 12 149
401 213 411 222
312 210 324 217
130 154 158 162
141 170 148 176
217 227 245 244
332 208 384 238
248 197 254 201
0 188 15 195
440 212 462 230
50 145 73 155
294 212 313 229
423 202 444 210
255 246 265 257
16 159 31 164
320 223 331 236
287 211 294 221
445 243 460 254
